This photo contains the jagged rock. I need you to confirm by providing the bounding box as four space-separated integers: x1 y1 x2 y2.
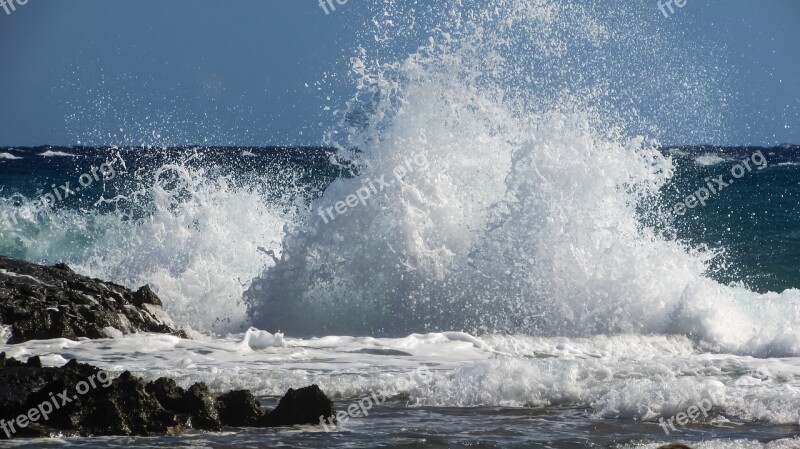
132 285 162 308
78 371 186 436
145 377 186 411
182 383 222 430
0 256 176 343
263 385 335 427
0 358 185 438
144 378 221 430
51 263 73 273
217 390 264 427
171 328 191 339
0 354 337 439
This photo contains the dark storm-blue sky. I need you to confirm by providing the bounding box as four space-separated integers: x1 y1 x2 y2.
0 0 797 147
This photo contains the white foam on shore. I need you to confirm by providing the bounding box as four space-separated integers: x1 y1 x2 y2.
240 327 286 349
4 331 800 427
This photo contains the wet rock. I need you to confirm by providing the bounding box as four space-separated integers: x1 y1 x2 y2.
25 355 42 368
77 371 186 436
146 377 186 411
132 285 162 307
181 383 222 430
145 378 222 430
171 328 191 339
263 384 336 427
656 444 694 449
0 255 177 343
217 390 264 427
0 354 337 439
51 263 73 273
0 354 184 438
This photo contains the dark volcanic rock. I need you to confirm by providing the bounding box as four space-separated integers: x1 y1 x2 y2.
0 356 185 438
78 371 186 436
0 354 337 439
217 390 264 427
656 445 694 449
0 255 176 343
145 378 223 430
132 285 162 308
263 385 336 427
181 383 222 430
145 377 186 411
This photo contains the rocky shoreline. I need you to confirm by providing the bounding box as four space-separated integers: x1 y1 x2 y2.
0 353 335 439
0 255 336 439
0 256 179 344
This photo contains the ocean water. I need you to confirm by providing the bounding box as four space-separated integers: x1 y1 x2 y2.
2 0 800 447
2 145 800 448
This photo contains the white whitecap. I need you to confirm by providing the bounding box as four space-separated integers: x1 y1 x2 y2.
240 327 286 350
38 150 74 157
665 148 689 157
695 153 727 166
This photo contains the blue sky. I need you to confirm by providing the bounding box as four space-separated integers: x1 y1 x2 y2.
0 0 797 147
